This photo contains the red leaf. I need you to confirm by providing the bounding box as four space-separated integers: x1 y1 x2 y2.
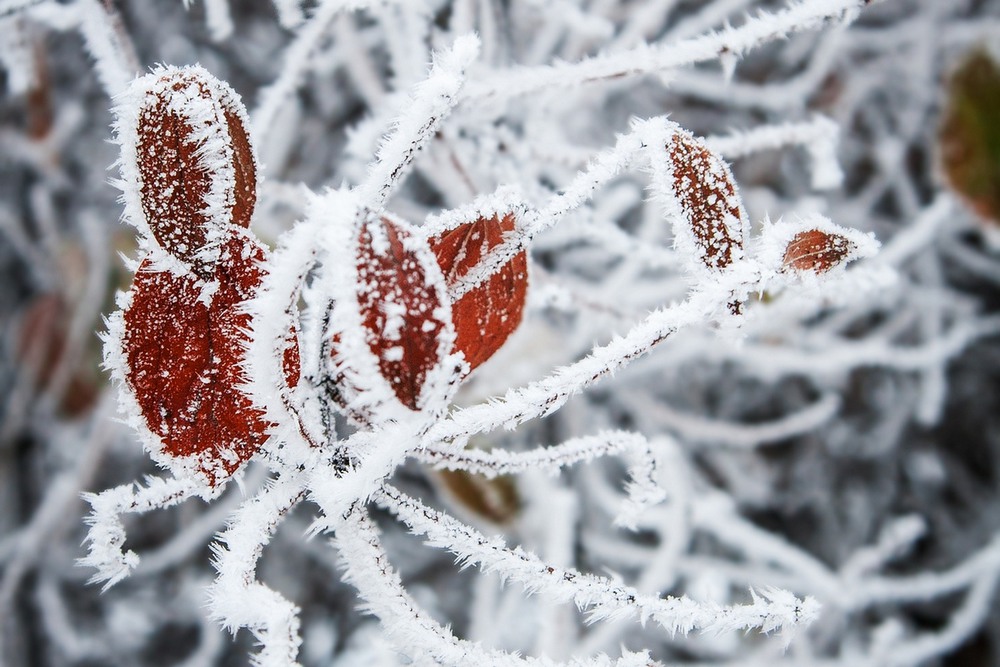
336 216 450 412
665 129 746 272
428 213 527 373
782 229 853 273
131 67 256 277
122 233 298 486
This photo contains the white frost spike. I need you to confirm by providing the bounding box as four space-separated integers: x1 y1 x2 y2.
241 218 322 462
373 485 819 637
355 33 480 209
207 473 306 667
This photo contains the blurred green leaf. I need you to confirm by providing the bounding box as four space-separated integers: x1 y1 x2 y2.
940 49 1000 225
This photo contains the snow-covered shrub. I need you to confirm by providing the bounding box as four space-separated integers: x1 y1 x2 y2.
1 1 1000 666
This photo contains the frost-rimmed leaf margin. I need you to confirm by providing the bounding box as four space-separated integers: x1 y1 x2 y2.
309 189 463 426
111 63 259 273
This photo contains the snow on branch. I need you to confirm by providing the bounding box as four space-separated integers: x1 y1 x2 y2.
251 0 403 140
335 504 663 667
417 430 668 526
80 475 203 589
62 0 946 665
208 472 307 667
355 33 480 209
374 484 820 636
459 0 883 109
704 116 843 190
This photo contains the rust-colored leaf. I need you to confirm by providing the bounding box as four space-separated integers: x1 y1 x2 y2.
223 107 257 230
666 129 746 272
132 68 256 277
437 468 520 525
351 217 449 411
428 213 527 373
782 229 853 273
18 294 99 418
122 233 298 486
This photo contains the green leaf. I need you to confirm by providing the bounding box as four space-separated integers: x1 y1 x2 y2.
940 49 1000 225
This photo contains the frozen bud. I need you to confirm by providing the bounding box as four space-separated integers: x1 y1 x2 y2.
116 65 257 277
428 212 528 374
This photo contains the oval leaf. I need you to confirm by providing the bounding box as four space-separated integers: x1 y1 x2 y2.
121 233 298 486
782 229 853 273
338 216 451 412
663 127 747 272
120 66 257 277
428 213 527 373
939 49 1000 226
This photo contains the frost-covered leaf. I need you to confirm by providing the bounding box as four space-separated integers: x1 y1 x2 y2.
327 215 455 417
428 213 527 374
118 232 299 487
782 229 854 273
117 65 257 277
756 215 878 279
939 49 1000 226
662 126 748 273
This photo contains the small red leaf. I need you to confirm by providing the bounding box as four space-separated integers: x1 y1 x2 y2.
782 229 853 273
129 67 257 277
342 217 450 411
665 129 746 272
122 233 298 486
428 213 527 373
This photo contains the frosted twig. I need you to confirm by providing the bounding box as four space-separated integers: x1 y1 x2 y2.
375 484 820 635
460 0 881 108
881 568 1000 667
445 126 647 301
243 216 324 457
692 493 844 603
619 390 842 449
733 316 1000 380
69 0 138 97
705 117 842 189
354 33 480 209
136 465 270 577
847 533 1000 609
208 472 308 667
81 474 205 589
335 503 665 667
418 430 651 478
252 0 390 139
427 296 713 449
418 430 668 525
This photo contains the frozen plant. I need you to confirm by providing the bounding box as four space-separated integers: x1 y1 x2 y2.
3 0 1000 666
78 5 883 667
